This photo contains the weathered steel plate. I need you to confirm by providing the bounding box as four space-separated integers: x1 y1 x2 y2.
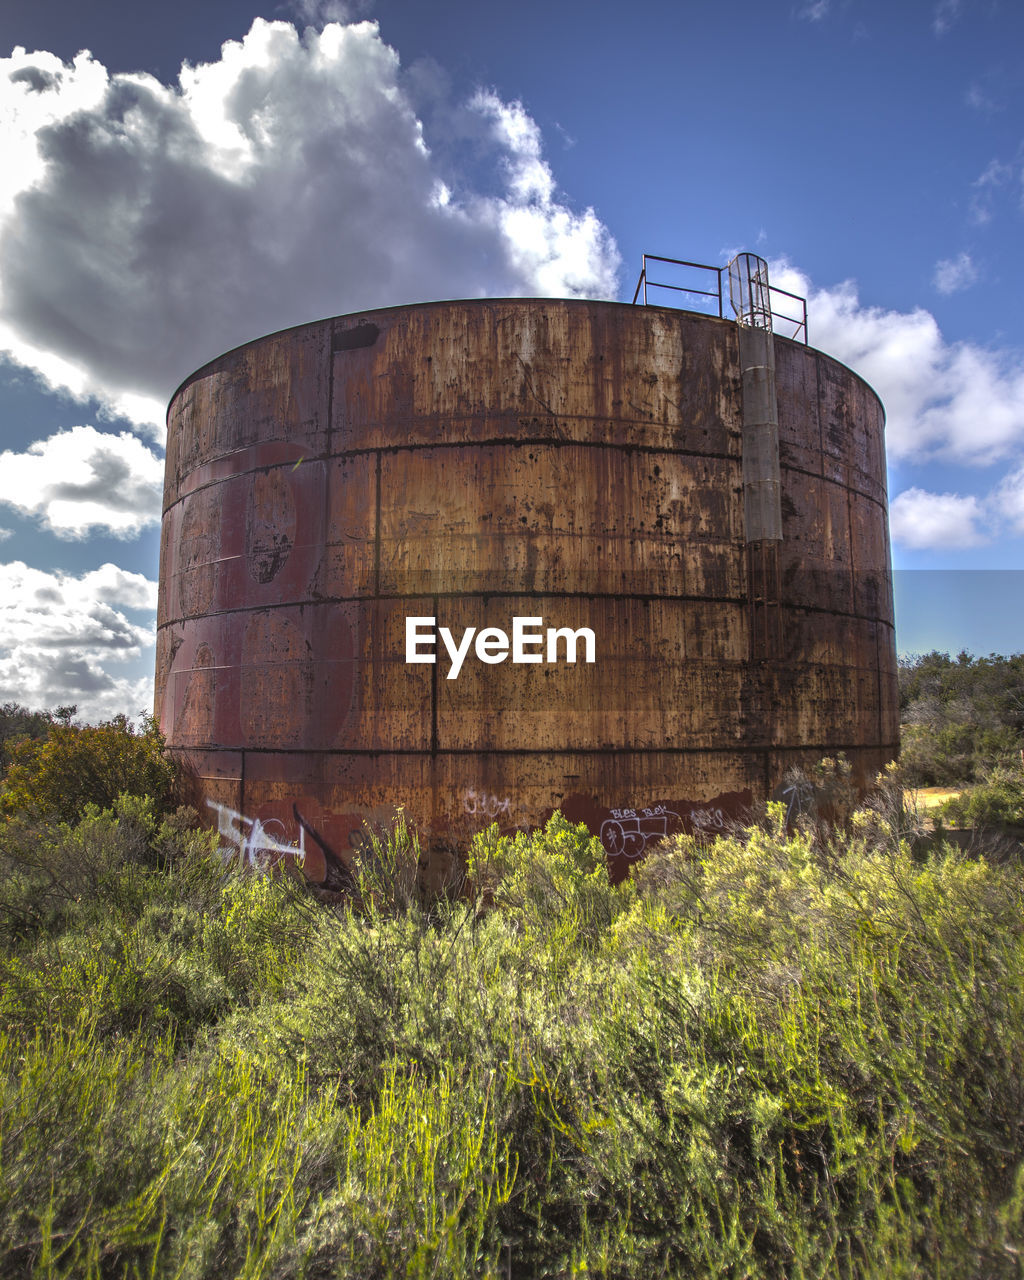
158 299 899 885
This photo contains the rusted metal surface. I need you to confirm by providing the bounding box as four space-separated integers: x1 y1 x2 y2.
157 299 899 884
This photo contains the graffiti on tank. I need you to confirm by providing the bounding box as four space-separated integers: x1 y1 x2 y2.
599 800 730 860
771 780 814 827
559 789 754 885
462 788 514 819
687 805 729 831
600 807 682 860
207 799 357 892
779 784 801 826
207 799 306 872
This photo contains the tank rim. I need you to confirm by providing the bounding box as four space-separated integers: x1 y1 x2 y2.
165 297 884 426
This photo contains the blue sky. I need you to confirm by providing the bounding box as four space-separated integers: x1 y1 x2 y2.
0 0 1022 719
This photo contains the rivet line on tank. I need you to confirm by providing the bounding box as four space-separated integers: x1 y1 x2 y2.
325 324 335 458
218 742 901 758
164 452 889 515
157 596 894 619
325 438 740 460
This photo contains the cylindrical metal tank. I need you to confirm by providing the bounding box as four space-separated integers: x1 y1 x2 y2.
157 299 898 883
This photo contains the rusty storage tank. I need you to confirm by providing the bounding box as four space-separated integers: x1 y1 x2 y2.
156 257 898 883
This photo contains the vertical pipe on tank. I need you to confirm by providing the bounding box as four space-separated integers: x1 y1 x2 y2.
730 253 783 788
729 253 783 544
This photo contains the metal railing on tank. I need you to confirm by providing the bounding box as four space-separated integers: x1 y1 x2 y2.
632 252 808 344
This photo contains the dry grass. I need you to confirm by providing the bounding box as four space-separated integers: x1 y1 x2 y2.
911 786 963 810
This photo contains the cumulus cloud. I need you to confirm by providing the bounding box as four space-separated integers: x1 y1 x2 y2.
889 487 989 550
0 425 163 538
0 20 620 433
933 252 978 295
0 561 156 720
771 261 1024 465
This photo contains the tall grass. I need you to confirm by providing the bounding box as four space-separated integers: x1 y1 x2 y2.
1 791 1023 1276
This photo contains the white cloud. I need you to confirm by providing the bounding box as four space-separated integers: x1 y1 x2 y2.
995 465 1024 535
933 252 978 295
965 83 1001 113
472 91 554 204
890 469 1024 552
0 50 109 218
796 1 831 20
969 158 1015 226
933 0 961 35
889 488 989 550
82 562 159 611
0 560 156 720
0 20 619 433
290 0 373 23
771 261 1024 465
0 426 164 538
0 528 11 542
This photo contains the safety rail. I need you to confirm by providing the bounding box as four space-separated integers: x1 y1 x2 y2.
632 253 808 344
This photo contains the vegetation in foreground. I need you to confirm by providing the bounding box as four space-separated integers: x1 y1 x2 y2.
0 704 1023 1276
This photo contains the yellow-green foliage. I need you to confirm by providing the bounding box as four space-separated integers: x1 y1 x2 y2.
351 807 422 912
2 793 1024 1277
467 811 626 952
1 714 176 823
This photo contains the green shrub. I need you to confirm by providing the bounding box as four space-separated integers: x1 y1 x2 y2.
899 721 1021 787
3 794 1024 1276
0 713 177 823
899 651 1024 785
0 796 222 944
938 767 1024 830
0 1019 347 1280
350 807 423 912
466 810 624 950
0 702 72 772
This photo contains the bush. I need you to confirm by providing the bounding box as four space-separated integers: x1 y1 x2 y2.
350 807 423 912
938 767 1024 831
0 702 73 773
0 713 177 823
4 793 1024 1275
466 810 618 945
899 651 1024 785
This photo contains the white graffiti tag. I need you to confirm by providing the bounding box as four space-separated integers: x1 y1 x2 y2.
600 806 682 860
462 788 514 819
207 799 306 872
687 805 728 831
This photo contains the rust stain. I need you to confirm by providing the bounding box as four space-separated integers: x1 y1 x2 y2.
240 611 312 748
246 470 296 584
157 299 899 884
176 642 216 747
